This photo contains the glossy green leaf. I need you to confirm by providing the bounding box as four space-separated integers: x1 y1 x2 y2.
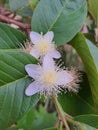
17 105 57 130
0 22 27 49
74 114 98 129
31 0 87 46
0 50 39 129
88 0 98 25
71 33 98 110
58 72 96 116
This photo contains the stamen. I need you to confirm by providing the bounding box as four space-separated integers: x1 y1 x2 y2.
65 68 82 93
41 71 57 86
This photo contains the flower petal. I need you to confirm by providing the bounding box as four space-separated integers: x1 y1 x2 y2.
30 48 40 58
25 81 41 96
57 71 73 85
30 31 42 44
25 64 41 79
43 31 54 43
51 50 61 59
43 56 55 70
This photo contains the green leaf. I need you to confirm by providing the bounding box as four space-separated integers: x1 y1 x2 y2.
78 123 97 130
74 114 98 129
0 22 27 49
9 0 34 16
17 105 57 130
58 72 96 116
9 0 28 12
17 6 33 17
88 0 98 25
31 0 87 46
0 50 39 129
71 33 98 110
72 121 97 130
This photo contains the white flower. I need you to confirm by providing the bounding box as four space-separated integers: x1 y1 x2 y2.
29 31 61 59
25 57 74 97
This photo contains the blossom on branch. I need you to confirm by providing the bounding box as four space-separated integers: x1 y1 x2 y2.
29 31 61 59
25 57 76 97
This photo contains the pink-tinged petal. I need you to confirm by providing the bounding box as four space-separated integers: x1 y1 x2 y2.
57 71 73 85
82 24 88 33
43 31 54 43
30 48 40 58
25 64 41 79
43 55 55 70
51 50 61 59
30 32 42 44
25 81 41 96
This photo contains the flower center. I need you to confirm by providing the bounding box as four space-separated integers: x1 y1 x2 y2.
36 40 51 54
42 71 57 86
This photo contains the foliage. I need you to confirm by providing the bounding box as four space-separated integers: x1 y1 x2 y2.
0 0 98 129
17 105 57 130
31 0 87 45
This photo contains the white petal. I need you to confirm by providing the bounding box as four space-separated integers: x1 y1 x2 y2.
51 50 61 59
30 31 42 44
57 71 73 85
43 56 55 70
25 64 41 79
30 48 40 58
43 31 54 43
25 81 41 96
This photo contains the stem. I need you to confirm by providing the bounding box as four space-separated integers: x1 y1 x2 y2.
65 115 85 130
52 95 85 130
52 95 70 130
60 121 63 130
45 97 50 110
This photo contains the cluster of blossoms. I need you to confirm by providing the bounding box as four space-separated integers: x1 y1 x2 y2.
24 31 80 97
